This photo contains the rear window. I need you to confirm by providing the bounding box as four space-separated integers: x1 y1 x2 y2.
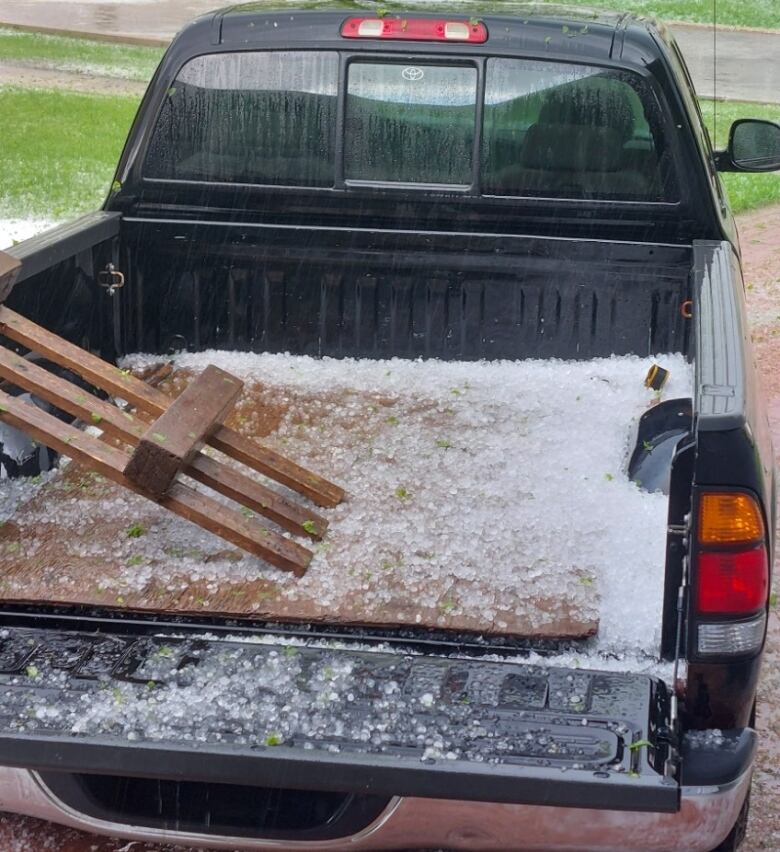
482 58 675 201
344 62 477 185
144 51 338 186
143 51 676 202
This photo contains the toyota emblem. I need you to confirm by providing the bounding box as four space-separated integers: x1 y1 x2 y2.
402 66 424 81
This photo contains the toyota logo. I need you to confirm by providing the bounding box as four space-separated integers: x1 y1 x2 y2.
402 66 424 81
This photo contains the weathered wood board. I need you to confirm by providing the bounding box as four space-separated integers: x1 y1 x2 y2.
0 365 601 640
123 364 243 497
0 307 344 508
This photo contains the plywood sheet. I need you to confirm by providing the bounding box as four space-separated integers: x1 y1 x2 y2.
0 361 610 639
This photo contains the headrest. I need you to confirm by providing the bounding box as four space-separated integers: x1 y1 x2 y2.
536 83 636 141
520 124 625 172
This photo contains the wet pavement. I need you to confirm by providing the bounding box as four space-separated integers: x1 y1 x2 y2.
0 813 196 851
0 0 215 43
736 204 780 851
0 0 778 103
674 25 780 104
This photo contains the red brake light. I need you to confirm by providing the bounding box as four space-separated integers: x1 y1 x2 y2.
694 490 769 617
341 17 488 43
696 546 769 614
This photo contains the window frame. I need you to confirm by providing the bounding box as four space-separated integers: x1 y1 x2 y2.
138 47 682 209
141 48 342 193
667 39 729 214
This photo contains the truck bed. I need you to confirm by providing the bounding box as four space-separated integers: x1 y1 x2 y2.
0 351 691 645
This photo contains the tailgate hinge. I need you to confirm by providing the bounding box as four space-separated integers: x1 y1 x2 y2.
657 722 681 779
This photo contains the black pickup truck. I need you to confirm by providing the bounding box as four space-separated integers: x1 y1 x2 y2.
0 2 779 850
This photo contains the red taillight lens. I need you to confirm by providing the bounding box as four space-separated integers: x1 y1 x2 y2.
696 546 769 614
341 17 488 43
695 490 768 618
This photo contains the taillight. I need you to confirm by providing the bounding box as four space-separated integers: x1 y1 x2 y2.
693 490 769 656
698 492 763 545
696 548 768 613
341 17 488 43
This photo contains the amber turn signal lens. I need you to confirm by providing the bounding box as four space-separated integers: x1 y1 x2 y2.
698 493 764 544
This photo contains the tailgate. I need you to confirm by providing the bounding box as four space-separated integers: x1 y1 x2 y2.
0 625 679 814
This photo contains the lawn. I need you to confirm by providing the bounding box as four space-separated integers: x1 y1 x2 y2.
0 87 140 220
0 28 163 81
580 0 779 30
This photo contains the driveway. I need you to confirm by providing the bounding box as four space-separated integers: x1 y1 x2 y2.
673 25 780 104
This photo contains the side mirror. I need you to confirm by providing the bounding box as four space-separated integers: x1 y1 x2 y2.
716 119 780 173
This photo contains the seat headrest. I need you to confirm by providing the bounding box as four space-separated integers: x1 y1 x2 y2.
536 83 636 141
521 124 625 172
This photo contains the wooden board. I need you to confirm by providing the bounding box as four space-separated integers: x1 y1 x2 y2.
0 367 599 640
0 388 311 577
0 470 596 638
124 364 243 497
0 307 344 508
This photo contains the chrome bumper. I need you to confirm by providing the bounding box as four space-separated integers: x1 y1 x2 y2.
0 766 750 852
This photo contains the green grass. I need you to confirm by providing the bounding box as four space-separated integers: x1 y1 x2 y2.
0 28 163 81
0 87 140 220
580 0 779 29
700 99 780 213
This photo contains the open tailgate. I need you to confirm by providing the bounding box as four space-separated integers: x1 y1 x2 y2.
0 624 679 813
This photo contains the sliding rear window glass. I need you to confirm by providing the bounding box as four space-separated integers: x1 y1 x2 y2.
482 58 677 201
345 62 477 185
144 51 338 187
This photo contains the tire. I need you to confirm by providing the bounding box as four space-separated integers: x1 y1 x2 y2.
708 790 750 852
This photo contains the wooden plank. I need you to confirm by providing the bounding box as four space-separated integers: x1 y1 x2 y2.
0 347 328 540
141 361 174 388
0 346 146 441
186 455 327 540
0 467 598 637
0 376 602 639
124 365 243 498
0 251 22 304
0 389 312 576
0 306 344 507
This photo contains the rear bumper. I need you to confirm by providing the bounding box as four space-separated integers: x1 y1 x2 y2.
0 765 751 852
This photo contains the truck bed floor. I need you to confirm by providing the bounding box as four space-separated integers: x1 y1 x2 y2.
0 353 691 643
